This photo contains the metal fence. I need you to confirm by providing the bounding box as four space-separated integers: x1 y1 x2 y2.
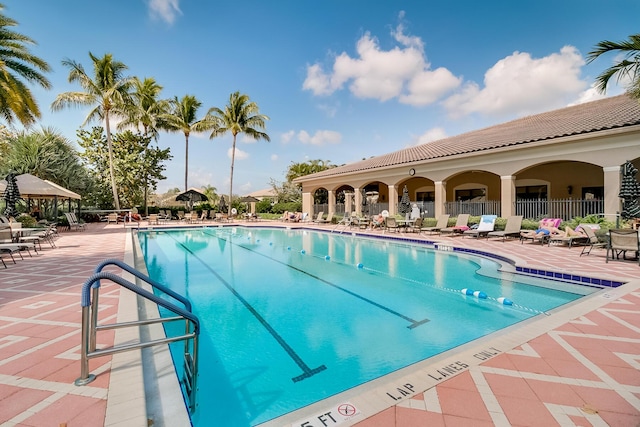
515 198 604 220
445 200 501 217
313 198 603 220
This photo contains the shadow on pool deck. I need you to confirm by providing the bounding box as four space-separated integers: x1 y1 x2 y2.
0 220 638 426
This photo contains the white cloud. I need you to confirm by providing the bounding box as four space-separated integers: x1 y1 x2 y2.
443 46 588 117
228 147 249 160
570 83 610 106
148 0 182 25
297 130 342 146
411 127 448 146
281 130 295 144
303 16 461 106
270 154 278 161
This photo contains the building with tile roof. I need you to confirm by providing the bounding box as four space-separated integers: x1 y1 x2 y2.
294 94 640 220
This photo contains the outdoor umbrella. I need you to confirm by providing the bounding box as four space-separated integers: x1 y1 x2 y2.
398 185 411 218
3 172 21 218
619 160 640 220
175 188 208 210
219 195 227 212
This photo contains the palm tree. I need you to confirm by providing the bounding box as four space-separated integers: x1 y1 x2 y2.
205 92 270 215
202 184 219 206
587 34 640 99
51 52 132 210
119 77 168 139
0 3 51 126
161 95 208 191
119 77 169 214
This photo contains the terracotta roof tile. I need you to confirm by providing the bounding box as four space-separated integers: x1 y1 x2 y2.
299 94 640 181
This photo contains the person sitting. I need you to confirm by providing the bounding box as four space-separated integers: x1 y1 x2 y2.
520 226 561 239
563 225 586 237
372 214 385 228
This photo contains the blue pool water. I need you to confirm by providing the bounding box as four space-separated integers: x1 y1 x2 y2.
137 227 595 426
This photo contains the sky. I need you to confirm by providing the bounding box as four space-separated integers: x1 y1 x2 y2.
5 0 640 195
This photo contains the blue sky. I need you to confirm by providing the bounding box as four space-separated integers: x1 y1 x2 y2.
6 0 639 195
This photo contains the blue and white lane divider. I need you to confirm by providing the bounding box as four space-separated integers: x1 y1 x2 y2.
211 228 548 315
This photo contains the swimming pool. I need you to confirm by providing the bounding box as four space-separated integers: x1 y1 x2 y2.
137 226 596 426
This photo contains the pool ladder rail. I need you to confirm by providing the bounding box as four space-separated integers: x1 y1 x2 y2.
75 259 200 413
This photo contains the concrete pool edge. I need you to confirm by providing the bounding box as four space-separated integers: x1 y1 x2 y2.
104 229 191 427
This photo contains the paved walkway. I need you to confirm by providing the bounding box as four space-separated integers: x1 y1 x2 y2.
0 221 638 426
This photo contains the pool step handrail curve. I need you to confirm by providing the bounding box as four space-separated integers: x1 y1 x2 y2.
75 259 200 413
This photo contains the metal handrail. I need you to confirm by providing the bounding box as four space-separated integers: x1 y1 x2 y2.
75 261 200 413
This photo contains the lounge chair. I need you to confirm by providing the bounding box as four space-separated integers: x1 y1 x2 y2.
463 215 497 238
548 224 591 248
148 213 159 225
520 218 561 244
440 214 470 235
311 212 325 223
487 215 523 241
19 223 57 249
606 229 640 265
579 226 607 256
420 215 450 235
317 213 333 225
65 212 87 231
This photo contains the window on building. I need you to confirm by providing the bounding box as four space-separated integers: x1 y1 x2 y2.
516 185 547 200
455 188 485 201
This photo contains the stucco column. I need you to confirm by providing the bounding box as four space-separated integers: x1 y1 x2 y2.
434 181 446 218
603 166 621 222
328 190 335 214
354 188 362 215
388 185 398 216
302 191 313 216
345 192 353 216
500 175 516 218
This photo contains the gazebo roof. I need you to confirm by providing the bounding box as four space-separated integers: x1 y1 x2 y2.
0 173 81 200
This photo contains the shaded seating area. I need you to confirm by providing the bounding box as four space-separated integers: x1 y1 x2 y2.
487 215 523 241
607 229 640 265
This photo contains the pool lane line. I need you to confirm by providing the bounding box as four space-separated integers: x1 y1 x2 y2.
166 233 327 383
207 230 430 330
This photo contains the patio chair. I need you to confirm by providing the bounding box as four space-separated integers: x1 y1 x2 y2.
317 212 333 225
487 215 523 241
463 215 497 238
385 216 399 233
606 229 640 265
148 213 159 225
107 213 119 224
440 214 470 235
420 215 450 235
407 217 423 233
19 223 57 249
548 224 590 248
311 212 325 223
579 225 607 256
65 213 86 231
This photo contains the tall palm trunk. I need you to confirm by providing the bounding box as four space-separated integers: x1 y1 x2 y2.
228 133 237 216
104 110 120 210
184 133 189 191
